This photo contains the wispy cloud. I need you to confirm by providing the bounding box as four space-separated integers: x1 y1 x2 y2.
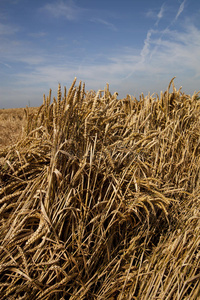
146 3 165 24
146 9 155 19
42 0 86 21
157 5 165 20
0 36 46 66
147 1 187 28
155 3 165 26
140 30 153 62
139 0 188 78
90 18 117 31
9 21 200 94
0 22 19 35
0 61 12 68
175 0 186 21
1 0 200 108
28 32 47 38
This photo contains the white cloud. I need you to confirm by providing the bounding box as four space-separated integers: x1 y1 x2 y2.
175 0 186 21
42 0 86 21
28 32 47 38
90 18 117 31
157 5 165 19
0 22 19 35
1 19 200 107
0 37 46 66
0 61 12 68
140 30 153 61
9 21 200 97
155 3 165 26
146 3 165 24
1 0 200 107
146 9 155 19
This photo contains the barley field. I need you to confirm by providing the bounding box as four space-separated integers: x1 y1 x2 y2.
0 78 200 299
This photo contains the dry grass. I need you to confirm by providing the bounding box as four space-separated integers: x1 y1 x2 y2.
0 78 200 299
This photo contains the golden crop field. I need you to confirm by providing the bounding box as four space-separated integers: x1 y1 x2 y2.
0 107 38 148
0 78 200 299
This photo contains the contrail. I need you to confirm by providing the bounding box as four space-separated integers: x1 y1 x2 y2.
155 3 165 26
175 0 186 21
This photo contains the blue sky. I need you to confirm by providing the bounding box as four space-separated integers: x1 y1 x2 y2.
0 0 200 108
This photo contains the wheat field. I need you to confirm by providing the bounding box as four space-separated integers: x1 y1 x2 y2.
0 78 200 299
0 107 38 147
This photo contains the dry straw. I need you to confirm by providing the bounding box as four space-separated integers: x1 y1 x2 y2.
0 78 199 299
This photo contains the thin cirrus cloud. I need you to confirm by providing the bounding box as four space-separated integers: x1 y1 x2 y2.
0 22 19 35
133 0 188 72
0 0 200 108
175 0 186 21
0 61 12 69
41 0 87 20
90 18 117 31
28 31 47 38
42 1 117 31
155 3 165 26
13 19 200 95
146 0 186 26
